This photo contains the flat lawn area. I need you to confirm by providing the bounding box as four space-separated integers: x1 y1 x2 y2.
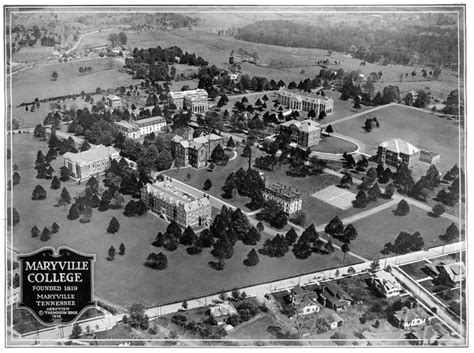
10 57 140 106
334 204 454 260
333 104 462 174
9 135 357 308
312 135 358 154
226 314 278 341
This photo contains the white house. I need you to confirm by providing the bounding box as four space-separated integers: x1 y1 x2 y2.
371 270 402 298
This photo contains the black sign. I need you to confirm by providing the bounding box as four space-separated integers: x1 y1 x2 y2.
17 247 95 326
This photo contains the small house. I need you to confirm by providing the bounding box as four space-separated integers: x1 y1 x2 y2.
316 282 353 311
405 325 444 345
425 261 465 285
209 302 238 326
370 270 402 298
294 296 320 317
393 306 429 330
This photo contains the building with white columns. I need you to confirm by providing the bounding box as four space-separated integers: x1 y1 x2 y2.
277 87 334 116
168 89 209 114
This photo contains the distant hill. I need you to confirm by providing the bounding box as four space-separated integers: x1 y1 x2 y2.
235 18 459 67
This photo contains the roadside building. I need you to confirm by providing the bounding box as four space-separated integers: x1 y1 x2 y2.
63 145 120 181
419 150 441 165
405 325 445 346
141 179 212 228
114 116 167 139
370 270 402 298
425 261 465 285
171 127 224 169
377 138 420 168
287 285 320 317
316 282 354 312
209 302 238 325
277 87 334 116
262 183 302 216
279 119 321 148
106 94 122 108
392 306 429 330
168 89 209 114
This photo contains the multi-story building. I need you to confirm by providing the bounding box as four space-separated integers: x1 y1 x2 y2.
106 94 122 108
277 87 334 116
262 183 302 215
370 270 402 298
171 127 224 169
419 150 441 165
141 178 212 228
279 119 321 148
114 116 167 139
377 138 420 168
168 89 209 114
63 145 120 181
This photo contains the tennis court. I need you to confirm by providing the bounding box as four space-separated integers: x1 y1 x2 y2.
311 185 355 210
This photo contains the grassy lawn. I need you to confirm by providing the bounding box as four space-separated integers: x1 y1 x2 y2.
332 104 462 175
11 57 140 106
312 135 358 154
226 314 279 341
9 135 357 308
331 204 454 260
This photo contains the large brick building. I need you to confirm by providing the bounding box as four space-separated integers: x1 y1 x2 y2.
114 116 167 139
63 145 121 181
277 87 334 116
262 183 302 215
279 119 321 148
141 178 212 228
171 127 224 168
377 138 420 168
168 89 209 114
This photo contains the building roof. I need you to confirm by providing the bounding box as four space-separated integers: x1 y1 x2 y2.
372 270 402 293
408 325 444 341
295 296 319 311
114 121 138 131
420 150 440 158
278 87 333 103
64 145 119 165
393 306 428 323
135 116 166 126
264 183 301 200
379 138 419 155
209 302 238 318
107 94 121 101
173 132 223 150
318 283 353 307
280 119 321 133
145 181 211 211
438 262 465 283
168 89 208 100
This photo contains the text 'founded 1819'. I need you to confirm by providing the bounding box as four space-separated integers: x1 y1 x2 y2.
17 247 95 326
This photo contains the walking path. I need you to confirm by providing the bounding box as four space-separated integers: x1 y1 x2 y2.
321 103 397 127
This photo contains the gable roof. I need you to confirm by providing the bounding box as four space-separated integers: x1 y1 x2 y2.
281 119 321 133
319 283 353 306
372 270 402 292
393 306 428 323
64 145 119 164
379 138 419 155
209 302 238 318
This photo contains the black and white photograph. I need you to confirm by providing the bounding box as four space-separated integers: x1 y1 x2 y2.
3 2 469 348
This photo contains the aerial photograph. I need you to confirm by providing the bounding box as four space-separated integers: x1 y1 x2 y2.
4 4 467 348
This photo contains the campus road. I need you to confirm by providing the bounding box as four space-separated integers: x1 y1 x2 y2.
18 241 465 343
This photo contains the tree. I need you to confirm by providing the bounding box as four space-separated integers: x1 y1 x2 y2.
59 166 71 181
7 208 20 226
180 226 197 246
256 221 265 234
126 303 149 330
70 323 82 339
107 217 120 234
369 259 381 274
285 227 298 245
211 236 234 259
50 176 61 189
444 223 459 242
203 179 212 190
58 187 72 206
31 225 40 238
108 246 116 260
341 243 350 265
340 172 353 188
145 252 168 270
325 216 344 237
325 125 333 134
51 222 60 234
32 185 47 200
119 243 126 255
395 199 410 216
12 172 21 186
226 137 235 150
432 203 446 217
271 210 288 229
342 224 358 243
292 239 312 259
391 231 424 254
67 203 81 220
244 248 259 266
353 190 369 208
384 183 396 199
80 206 93 223
40 227 51 242
368 183 381 201
52 71 58 80
242 144 251 157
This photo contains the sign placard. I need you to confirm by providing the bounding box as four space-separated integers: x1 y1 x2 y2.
17 247 95 326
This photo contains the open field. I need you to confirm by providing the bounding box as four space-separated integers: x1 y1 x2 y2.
332 104 462 174
9 135 358 308
313 135 358 154
75 27 459 100
9 57 140 106
328 204 454 260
